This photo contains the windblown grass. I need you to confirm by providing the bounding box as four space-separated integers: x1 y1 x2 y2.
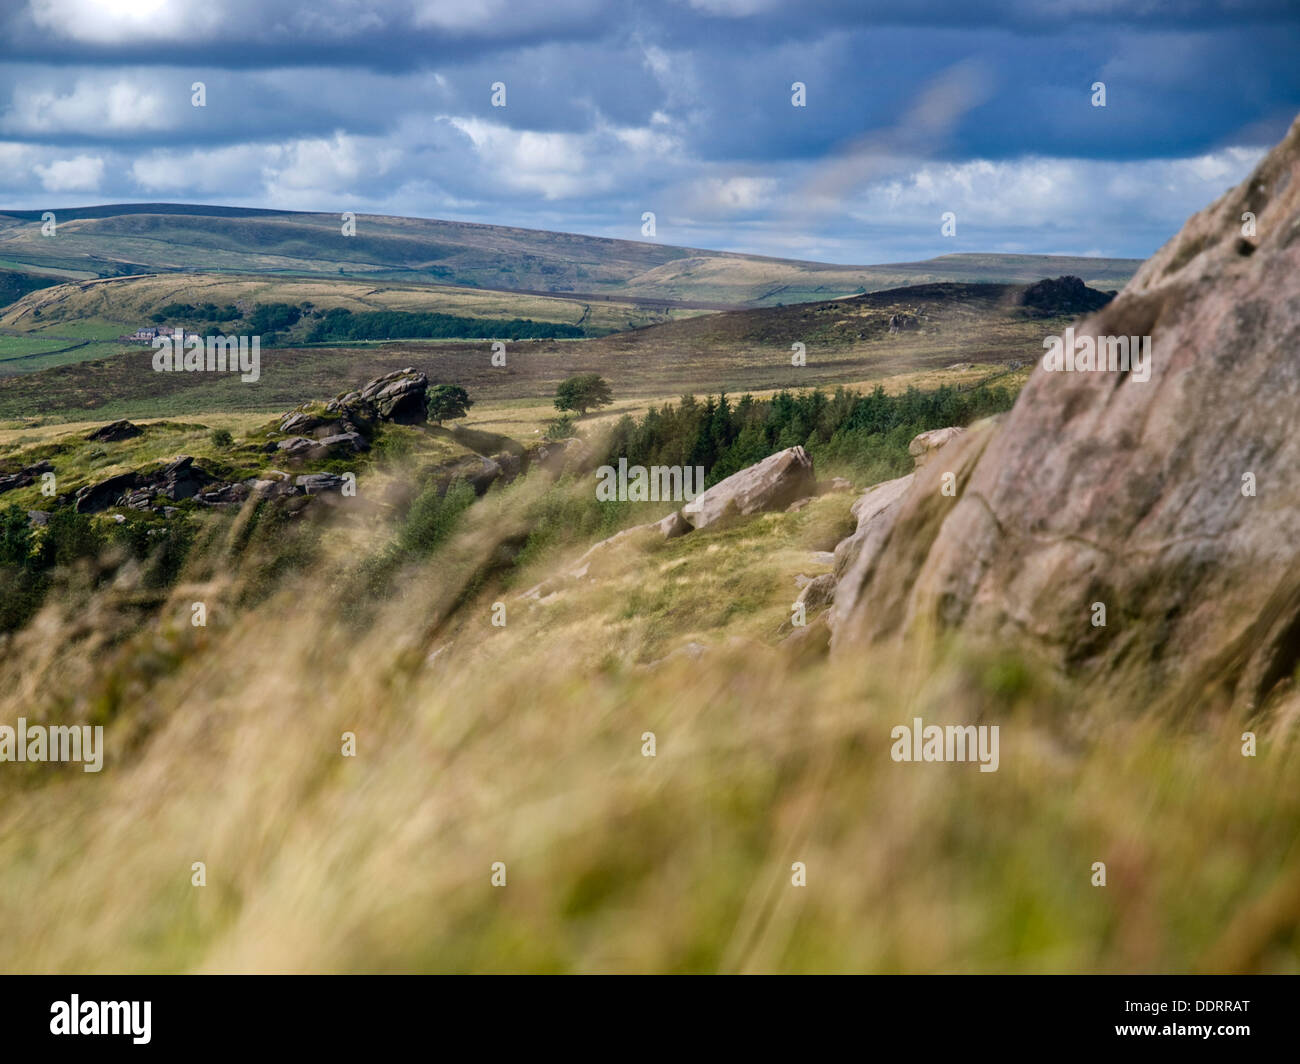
0 454 1297 974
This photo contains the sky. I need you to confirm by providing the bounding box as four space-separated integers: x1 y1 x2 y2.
1 0 1298 265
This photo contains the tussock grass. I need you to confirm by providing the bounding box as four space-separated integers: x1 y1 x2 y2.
0 457 1297 974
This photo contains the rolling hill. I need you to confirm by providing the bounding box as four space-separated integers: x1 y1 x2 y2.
0 203 1142 307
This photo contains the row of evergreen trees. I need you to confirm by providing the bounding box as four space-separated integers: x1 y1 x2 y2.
306 307 584 342
597 383 1017 486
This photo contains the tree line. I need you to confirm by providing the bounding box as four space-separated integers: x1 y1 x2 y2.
596 383 1017 486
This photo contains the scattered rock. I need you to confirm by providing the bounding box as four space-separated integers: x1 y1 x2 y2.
123 488 156 511
295 473 348 495
782 611 832 663
76 455 215 513
85 419 142 443
653 510 691 539
0 459 53 495
74 471 142 514
316 432 368 453
197 483 250 506
247 475 299 498
156 456 213 500
278 411 331 435
908 427 964 468
26 510 49 527
682 445 816 530
796 573 837 611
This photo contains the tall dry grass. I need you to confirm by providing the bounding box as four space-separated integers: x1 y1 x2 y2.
1 463 1298 973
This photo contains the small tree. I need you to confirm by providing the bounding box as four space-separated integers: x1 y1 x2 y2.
427 384 474 426
554 373 613 417
544 414 576 440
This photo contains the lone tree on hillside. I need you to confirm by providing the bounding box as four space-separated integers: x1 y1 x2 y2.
427 384 474 426
554 373 613 417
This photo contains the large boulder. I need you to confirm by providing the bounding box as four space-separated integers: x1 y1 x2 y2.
85 419 142 443
157 456 212 500
75 471 141 513
1014 275 1115 317
831 113 1300 714
0 459 53 495
73 456 214 512
681 446 816 530
295 473 349 495
907 427 963 468
357 367 428 424
315 432 369 454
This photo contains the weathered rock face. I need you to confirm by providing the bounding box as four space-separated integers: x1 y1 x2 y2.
682 446 816 530
85 419 142 443
907 427 964 468
295 473 349 495
828 472 917 630
832 114 1300 713
336 367 429 424
275 368 428 441
1015 275 1115 317
74 456 215 513
0 459 53 495
74 471 142 513
156 456 213 500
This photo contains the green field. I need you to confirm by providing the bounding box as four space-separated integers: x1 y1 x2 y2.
0 280 1067 423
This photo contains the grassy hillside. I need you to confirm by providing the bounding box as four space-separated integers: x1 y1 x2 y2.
0 396 1294 973
624 252 1136 305
0 203 1142 306
0 272 687 338
0 279 1077 422
0 271 700 377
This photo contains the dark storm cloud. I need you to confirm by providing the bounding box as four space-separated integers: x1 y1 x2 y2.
1 0 1297 261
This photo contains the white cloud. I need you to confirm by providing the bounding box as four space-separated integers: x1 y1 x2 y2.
4 78 171 135
847 149 1267 233
131 144 267 193
34 153 104 192
689 175 778 212
681 0 782 15
447 117 598 199
410 0 603 33
27 0 223 44
129 133 400 205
